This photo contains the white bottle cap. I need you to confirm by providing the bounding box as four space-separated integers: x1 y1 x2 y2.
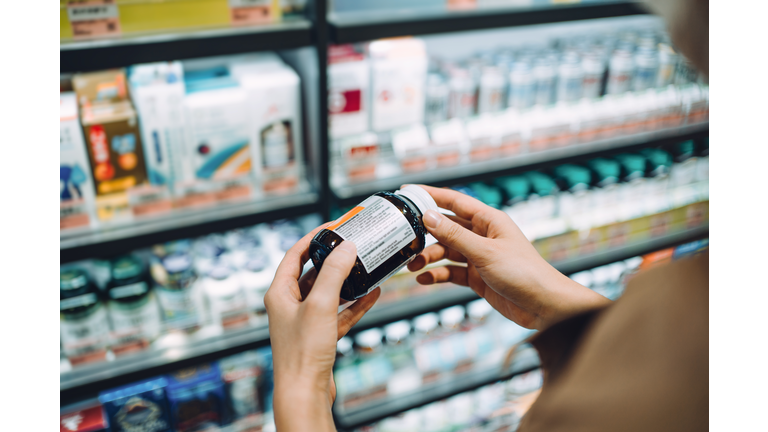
624 256 643 270
355 328 383 350
337 336 353 356
439 305 466 328
396 185 439 216
467 299 493 322
384 320 411 344
414 312 439 334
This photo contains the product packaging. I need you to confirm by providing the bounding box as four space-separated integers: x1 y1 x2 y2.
181 68 253 205
150 251 204 333
232 62 304 194
392 124 431 173
202 263 250 330
60 268 111 366
99 377 173 432
127 61 187 215
328 44 370 139
336 132 380 182
465 116 501 162
60 401 107 432
369 38 428 131
60 92 97 230
429 119 465 168
219 351 264 430
498 110 524 156
166 364 227 432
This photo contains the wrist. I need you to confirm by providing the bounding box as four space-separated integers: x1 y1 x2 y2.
273 380 335 432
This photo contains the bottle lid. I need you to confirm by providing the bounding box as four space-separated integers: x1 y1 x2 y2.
672 140 696 162
467 183 503 209
467 299 493 322
553 164 592 192
640 148 673 177
586 159 620 187
337 336 353 356
414 312 439 334
439 305 466 328
494 176 531 203
60 268 90 291
111 255 143 281
396 185 439 216
244 250 270 273
163 253 193 274
208 262 233 281
524 172 559 197
614 153 647 181
355 328 383 349
384 320 411 344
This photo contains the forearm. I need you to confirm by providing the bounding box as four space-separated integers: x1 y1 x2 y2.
273 377 336 432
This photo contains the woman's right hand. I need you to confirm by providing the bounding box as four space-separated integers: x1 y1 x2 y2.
408 185 611 331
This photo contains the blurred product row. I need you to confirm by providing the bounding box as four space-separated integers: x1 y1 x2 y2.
60 53 307 231
61 0 308 41
60 238 708 432
329 30 708 184
60 215 321 369
331 0 621 14
60 348 276 432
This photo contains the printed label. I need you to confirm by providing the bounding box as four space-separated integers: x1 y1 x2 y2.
229 0 273 25
155 286 200 330
60 293 98 311
330 196 416 274
60 306 110 363
110 282 148 300
109 297 162 354
67 0 121 39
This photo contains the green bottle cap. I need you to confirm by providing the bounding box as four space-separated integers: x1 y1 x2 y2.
111 255 144 281
672 140 695 162
640 148 673 177
614 153 647 181
468 182 503 209
60 268 89 291
553 164 592 191
493 176 531 203
524 172 559 197
586 158 620 187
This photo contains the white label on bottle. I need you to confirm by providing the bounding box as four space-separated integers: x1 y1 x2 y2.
155 286 199 328
109 282 149 299
60 293 98 311
329 196 416 273
60 306 110 352
109 296 162 341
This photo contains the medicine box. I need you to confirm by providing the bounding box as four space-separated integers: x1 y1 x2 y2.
328 44 370 139
60 92 97 230
99 376 173 432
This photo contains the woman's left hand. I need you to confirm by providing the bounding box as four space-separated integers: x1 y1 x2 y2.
265 224 381 432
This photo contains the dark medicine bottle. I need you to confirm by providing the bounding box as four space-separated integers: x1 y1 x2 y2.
60 268 110 363
310 185 439 301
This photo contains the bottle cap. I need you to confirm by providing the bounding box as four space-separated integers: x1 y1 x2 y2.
162 253 193 274
524 172 559 197
570 270 594 288
384 320 411 344
467 299 493 322
468 183 503 209
439 305 466 328
111 255 143 281
60 268 90 291
337 336 353 356
494 176 531 204
396 185 439 215
414 312 439 334
355 328 383 350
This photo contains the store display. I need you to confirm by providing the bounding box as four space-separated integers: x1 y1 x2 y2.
60 268 111 366
310 185 439 300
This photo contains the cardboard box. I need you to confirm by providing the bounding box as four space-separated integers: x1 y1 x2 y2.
99 377 173 432
166 364 227 432
328 44 370 139
60 92 97 230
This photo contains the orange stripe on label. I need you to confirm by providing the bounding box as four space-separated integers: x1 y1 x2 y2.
327 206 365 231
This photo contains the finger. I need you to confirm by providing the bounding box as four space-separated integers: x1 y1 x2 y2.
298 267 318 300
415 265 469 286
407 243 467 272
337 287 381 339
416 185 494 222
305 240 358 309
274 222 331 286
421 209 492 267
445 214 473 230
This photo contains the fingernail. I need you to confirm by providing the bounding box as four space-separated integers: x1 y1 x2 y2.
423 210 442 229
337 240 357 257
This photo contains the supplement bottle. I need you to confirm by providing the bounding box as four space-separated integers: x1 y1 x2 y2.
151 252 202 333
310 185 439 301
60 267 110 365
106 255 163 354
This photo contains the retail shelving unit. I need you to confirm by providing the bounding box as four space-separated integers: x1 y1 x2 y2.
59 1 709 427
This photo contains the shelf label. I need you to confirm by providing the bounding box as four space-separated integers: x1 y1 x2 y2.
229 0 276 26
67 0 121 40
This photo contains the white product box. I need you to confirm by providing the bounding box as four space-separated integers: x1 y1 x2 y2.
235 64 304 194
465 115 500 162
429 119 465 168
60 92 97 230
392 124 430 173
369 38 428 132
328 45 370 139
181 80 254 205
336 132 379 181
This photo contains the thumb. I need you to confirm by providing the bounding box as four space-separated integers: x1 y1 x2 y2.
422 210 490 266
306 240 358 310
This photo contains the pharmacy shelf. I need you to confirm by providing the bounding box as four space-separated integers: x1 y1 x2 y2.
328 1 647 44
333 122 709 207
60 189 319 264
60 19 314 73
333 345 541 430
60 323 271 404
350 223 708 333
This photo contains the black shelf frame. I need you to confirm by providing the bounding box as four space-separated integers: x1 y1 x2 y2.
329 1 647 44
60 20 315 73
59 1 704 419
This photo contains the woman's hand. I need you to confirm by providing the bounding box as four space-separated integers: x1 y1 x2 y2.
265 224 380 432
408 185 610 331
